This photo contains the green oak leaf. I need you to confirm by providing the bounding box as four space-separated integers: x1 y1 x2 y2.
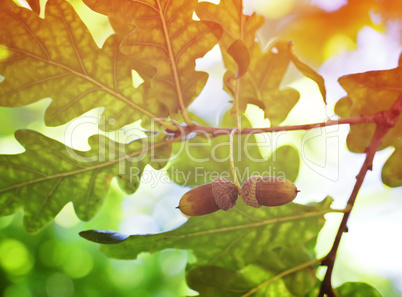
80 197 333 271
0 0 166 130
335 282 382 297
186 266 256 297
260 245 318 296
187 263 315 297
167 112 299 187
83 0 222 114
335 60 402 187
0 130 172 233
186 243 319 296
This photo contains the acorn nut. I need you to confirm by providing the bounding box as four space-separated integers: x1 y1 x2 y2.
241 176 299 208
177 177 239 216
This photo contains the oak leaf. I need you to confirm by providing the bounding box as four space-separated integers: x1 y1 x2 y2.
0 130 171 233
83 0 223 116
0 0 165 130
80 197 332 271
196 0 326 126
335 57 402 187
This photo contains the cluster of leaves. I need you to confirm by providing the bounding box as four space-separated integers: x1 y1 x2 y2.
0 0 326 232
0 0 401 296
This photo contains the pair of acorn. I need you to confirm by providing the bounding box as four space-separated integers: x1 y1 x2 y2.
177 176 299 216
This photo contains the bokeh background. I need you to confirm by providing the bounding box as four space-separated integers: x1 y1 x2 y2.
1 0 402 296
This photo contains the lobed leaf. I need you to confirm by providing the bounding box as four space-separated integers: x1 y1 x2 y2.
260 245 318 296
0 130 172 233
83 0 222 115
187 262 317 297
0 0 166 130
81 197 333 272
335 61 402 187
197 0 326 126
186 243 319 296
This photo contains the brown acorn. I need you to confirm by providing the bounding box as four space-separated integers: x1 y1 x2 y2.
177 177 239 216
241 176 299 208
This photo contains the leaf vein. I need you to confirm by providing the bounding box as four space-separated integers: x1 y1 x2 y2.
56 3 88 76
48 87 101 120
6 10 50 60
1 72 70 97
33 176 64 221
162 210 336 239
84 168 100 219
123 40 168 55
0 138 175 195
175 29 210 66
6 47 159 120
129 0 158 13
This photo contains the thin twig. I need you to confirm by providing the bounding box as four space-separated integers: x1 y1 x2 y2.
178 113 379 137
318 94 402 296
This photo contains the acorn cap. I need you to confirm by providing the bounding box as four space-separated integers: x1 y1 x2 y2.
239 176 261 208
212 177 239 210
178 177 239 216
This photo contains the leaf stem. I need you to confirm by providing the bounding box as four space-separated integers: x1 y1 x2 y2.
318 94 402 297
241 257 324 297
156 0 194 127
229 128 241 189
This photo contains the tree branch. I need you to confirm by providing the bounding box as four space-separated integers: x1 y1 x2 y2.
169 111 383 137
318 94 402 297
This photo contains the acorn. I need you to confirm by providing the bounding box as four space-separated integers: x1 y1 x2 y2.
177 177 239 216
241 176 299 208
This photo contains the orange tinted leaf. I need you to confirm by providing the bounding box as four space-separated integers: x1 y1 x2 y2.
83 0 222 114
382 145 402 187
197 0 296 124
197 0 324 125
277 0 379 64
196 0 261 82
227 39 250 78
278 0 402 65
335 64 402 187
196 0 264 50
26 0 40 14
0 0 166 130
288 43 326 104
